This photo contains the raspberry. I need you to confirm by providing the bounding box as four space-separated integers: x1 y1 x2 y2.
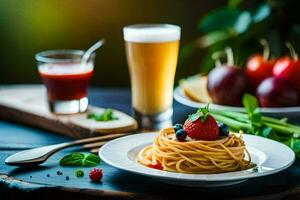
89 168 103 182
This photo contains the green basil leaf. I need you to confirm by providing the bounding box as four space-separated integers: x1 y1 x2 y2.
243 93 258 114
252 108 262 124
81 153 101 167
242 94 263 134
243 93 262 124
60 152 100 167
87 108 118 122
59 152 84 166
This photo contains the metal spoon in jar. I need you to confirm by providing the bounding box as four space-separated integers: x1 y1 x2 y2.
81 39 105 64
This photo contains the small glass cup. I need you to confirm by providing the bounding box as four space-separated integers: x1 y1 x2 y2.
123 24 181 130
35 50 95 114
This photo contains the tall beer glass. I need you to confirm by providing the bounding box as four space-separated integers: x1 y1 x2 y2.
123 24 180 130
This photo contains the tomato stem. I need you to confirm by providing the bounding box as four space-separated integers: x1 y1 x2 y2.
214 59 221 67
211 51 226 67
225 47 234 66
212 47 235 67
259 39 270 60
286 42 298 60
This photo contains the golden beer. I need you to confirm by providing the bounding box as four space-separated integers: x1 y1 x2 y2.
123 24 180 129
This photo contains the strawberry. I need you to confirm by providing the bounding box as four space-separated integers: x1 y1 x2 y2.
183 105 219 141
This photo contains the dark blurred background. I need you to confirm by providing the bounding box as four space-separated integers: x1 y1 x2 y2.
1 0 299 87
0 0 225 86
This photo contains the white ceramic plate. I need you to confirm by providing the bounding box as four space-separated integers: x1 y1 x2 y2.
174 87 300 119
99 132 295 187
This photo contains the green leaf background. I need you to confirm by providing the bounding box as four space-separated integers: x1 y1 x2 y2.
179 0 300 74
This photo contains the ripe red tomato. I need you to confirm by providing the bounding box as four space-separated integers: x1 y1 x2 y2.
273 57 300 91
246 54 275 91
256 77 299 107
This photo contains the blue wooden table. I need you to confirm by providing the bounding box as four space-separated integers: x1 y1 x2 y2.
1 87 300 200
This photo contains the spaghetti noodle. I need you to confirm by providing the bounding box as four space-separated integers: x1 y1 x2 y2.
137 127 251 174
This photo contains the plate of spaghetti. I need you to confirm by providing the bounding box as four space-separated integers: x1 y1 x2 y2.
99 107 295 187
137 128 251 174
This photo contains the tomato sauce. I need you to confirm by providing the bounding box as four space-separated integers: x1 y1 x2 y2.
39 63 93 101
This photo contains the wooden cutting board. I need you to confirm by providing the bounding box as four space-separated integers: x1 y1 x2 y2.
0 85 138 138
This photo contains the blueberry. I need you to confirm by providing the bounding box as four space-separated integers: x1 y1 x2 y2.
176 129 187 141
218 122 229 136
173 123 183 132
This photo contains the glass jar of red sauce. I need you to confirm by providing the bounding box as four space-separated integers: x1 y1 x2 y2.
35 50 95 114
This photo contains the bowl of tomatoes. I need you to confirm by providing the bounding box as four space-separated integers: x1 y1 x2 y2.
175 40 300 120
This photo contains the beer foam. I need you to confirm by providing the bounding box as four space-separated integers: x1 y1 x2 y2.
123 24 180 43
38 63 93 75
